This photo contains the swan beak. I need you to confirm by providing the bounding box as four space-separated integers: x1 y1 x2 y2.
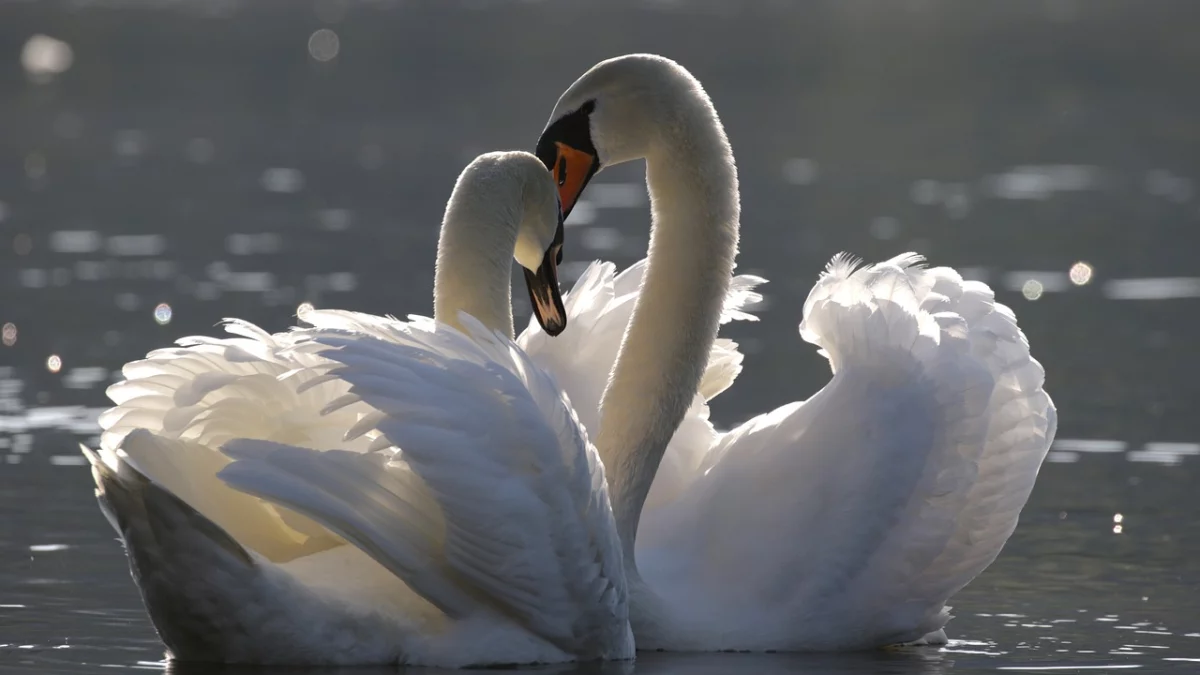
549 142 599 219
524 248 567 336
524 213 567 336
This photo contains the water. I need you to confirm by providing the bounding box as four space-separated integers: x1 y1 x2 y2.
6 454 1200 673
3 0 1200 672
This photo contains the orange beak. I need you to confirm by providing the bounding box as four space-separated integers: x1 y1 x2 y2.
551 141 599 220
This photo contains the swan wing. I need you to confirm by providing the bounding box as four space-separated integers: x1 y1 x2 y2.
95 316 401 559
82 433 411 665
86 317 467 663
217 314 631 658
640 253 1054 651
518 260 766 421
84 434 262 659
516 259 766 512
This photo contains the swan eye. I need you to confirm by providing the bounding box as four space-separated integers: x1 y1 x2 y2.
556 156 567 187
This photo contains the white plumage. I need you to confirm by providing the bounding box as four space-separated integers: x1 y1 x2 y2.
217 312 633 661
81 150 760 665
82 152 639 666
633 253 1056 650
517 259 766 518
84 52 1058 663
533 54 1056 651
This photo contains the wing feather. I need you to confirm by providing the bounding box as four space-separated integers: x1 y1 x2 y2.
640 253 1054 651
217 314 630 658
517 259 767 517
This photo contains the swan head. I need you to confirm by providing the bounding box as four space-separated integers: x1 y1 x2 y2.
535 54 702 218
508 153 568 337
447 151 567 336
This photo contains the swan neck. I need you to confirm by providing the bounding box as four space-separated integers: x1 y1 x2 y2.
596 99 740 566
433 197 518 339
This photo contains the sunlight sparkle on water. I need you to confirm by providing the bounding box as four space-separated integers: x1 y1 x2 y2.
308 29 340 62
153 303 172 325
46 355 62 373
1022 279 1045 300
1070 261 1094 285
782 157 819 185
25 151 47 179
50 230 102 254
21 34 74 83
582 227 622 252
1104 277 1200 300
261 168 304 193
114 129 148 159
13 233 32 255
185 137 216 164
30 544 68 552
999 665 1141 671
1 323 15 347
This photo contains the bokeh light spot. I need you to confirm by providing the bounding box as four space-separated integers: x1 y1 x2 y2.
308 29 340 62
46 354 62 373
1069 261 1094 286
25 152 46 179
21 34 74 82
154 303 173 325
1021 279 1044 301
1 323 16 347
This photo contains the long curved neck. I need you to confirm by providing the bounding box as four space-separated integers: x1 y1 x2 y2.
596 95 740 569
433 192 518 339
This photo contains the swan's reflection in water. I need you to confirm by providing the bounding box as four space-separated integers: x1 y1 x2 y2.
162 648 952 675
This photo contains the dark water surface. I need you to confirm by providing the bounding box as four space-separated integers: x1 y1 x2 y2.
3 1 1200 673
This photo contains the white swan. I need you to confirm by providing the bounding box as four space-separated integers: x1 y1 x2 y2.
530 54 1058 651
81 151 634 666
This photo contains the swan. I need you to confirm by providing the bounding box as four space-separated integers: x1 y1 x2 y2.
81 151 635 667
530 54 1057 651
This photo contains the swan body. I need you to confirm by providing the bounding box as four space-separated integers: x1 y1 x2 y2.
634 253 1056 650
83 151 634 666
534 55 1056 651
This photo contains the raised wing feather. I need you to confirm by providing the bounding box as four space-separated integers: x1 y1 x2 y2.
517 260 766 515
639 253 1055 651
96 317 395 560
519 261 765 429
218 314 631 659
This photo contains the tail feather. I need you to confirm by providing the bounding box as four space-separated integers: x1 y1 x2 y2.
83 438 263 660
82 434 416 665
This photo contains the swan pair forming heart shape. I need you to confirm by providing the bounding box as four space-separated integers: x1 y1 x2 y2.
83 54 1057 667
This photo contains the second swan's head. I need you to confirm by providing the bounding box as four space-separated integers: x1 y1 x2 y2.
448 151 567 336
534 53 711 219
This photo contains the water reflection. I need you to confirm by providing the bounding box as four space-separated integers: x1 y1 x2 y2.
0 644 970 675
106 651 960 675
2 426 1198 672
